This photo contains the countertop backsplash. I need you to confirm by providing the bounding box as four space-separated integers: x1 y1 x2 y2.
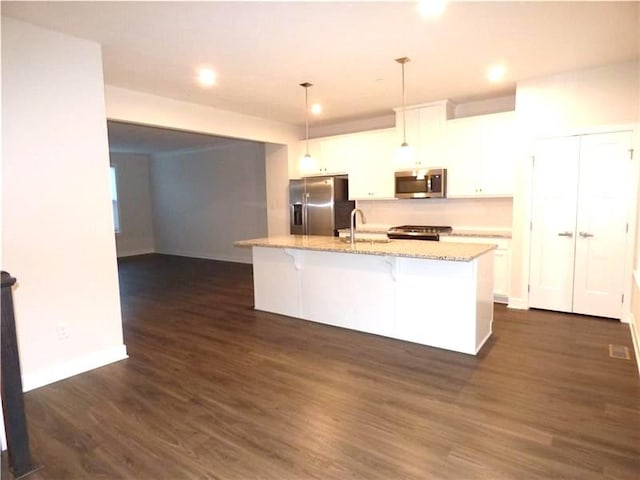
356 197 513 231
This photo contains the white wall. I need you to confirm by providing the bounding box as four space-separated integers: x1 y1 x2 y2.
308 96 517 139
630 24 640 368
110 153 155 257
516 62 638 137
512 61 639 309
265 143 291 237
1 18 127 391
104 86 301 238
357 198 513 230
151 142 267 263
453 95 515 119
310 114 396 138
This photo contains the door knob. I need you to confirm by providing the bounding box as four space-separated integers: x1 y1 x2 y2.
557 232 573 237
579 232 594 238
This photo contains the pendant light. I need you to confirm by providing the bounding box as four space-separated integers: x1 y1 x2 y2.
395 57 415 167
299 82 317 173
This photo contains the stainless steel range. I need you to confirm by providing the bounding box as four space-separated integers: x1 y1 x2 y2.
387 225 452 241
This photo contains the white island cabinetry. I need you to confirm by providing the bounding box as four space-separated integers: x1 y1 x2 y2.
298 250 395 336
394 257 493 353
237 236 495 355
440 235 510 303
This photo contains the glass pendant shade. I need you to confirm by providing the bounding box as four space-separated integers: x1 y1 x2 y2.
396 142 414 166
299 153 316 173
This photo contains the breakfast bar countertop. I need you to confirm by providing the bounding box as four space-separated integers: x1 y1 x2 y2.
235 235 496 262
336 226 512 239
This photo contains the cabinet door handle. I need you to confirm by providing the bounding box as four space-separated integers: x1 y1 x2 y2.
558 231 573 238
579 232 594 238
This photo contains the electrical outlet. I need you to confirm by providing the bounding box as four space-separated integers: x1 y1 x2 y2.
56 322 70 340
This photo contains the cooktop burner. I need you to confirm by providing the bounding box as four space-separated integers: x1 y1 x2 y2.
387 225 452 241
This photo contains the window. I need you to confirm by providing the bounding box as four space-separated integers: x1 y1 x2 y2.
110 165 120 233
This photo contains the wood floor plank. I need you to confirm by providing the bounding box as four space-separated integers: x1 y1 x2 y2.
10 253 640 479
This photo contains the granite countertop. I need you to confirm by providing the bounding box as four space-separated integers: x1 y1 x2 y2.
445 230 511 239
235 235 496 262
337 226 390 235
337 226 511 239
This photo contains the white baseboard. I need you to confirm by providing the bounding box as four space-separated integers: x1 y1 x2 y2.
507 297 528 310
154 248 252 264
494 294 509 304
475 329 493 354
117 247 155 258
22 344 128 392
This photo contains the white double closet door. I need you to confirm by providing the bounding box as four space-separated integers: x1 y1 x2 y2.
529 131 632 319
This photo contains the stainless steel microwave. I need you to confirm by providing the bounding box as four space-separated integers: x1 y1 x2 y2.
395 168 447 199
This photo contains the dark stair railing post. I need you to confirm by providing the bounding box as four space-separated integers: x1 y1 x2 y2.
1 271 41 478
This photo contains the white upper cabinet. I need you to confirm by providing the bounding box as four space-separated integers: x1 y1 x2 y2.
316 136 352 175
294 103 516 200
445 111 516 197
297 137 349 177
296 129 395 199
394 101 452 170
347 129 396 200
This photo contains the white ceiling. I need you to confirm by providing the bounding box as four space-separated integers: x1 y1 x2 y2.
3 1 639 129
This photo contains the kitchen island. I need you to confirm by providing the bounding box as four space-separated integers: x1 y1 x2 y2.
235 235 496 355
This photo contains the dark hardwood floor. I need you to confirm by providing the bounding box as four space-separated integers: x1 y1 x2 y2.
12 254 640 479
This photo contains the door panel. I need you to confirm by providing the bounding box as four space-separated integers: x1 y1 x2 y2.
305 177 335 236
529 136 580 313
573 132 631 318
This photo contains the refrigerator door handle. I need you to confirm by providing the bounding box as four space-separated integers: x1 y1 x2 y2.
303 193 309 235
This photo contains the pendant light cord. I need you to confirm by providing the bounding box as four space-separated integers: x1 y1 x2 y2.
396 57 410 146
401 61 407 145
305 86 310 155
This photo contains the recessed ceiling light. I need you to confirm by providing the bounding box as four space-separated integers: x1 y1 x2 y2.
311 104 323 115
196 68 216 87
487 65 506 83
417 0 447 18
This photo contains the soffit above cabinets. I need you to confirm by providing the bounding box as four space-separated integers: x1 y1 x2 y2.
107 121 254 156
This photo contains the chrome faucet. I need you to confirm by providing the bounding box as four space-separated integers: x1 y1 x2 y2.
350 208 366 246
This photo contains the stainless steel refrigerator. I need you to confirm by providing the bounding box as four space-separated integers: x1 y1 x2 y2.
289 176 355 236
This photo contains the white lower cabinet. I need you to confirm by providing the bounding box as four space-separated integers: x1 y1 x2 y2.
440 236 511 303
